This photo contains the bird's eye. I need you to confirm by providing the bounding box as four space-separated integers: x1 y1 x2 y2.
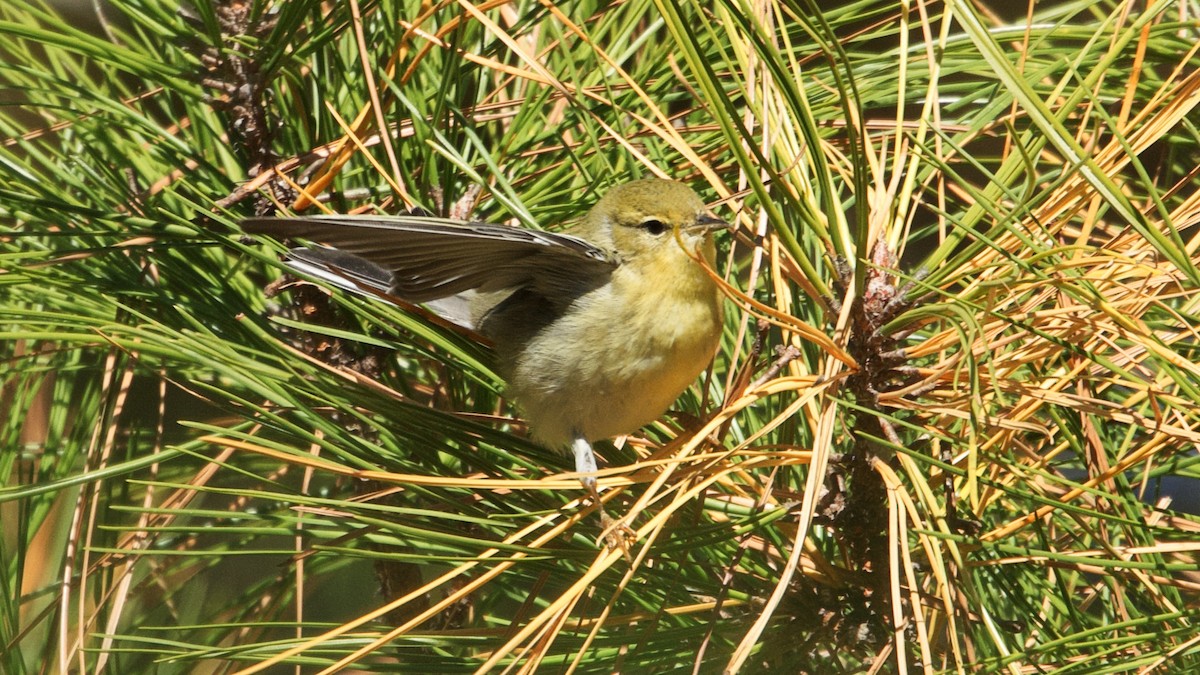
640 219 667 235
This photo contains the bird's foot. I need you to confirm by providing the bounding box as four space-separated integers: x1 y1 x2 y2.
581 478 634 561
573 435 634 560
597 509 635 562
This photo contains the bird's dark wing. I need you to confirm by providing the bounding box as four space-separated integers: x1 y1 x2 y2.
242 214 618 302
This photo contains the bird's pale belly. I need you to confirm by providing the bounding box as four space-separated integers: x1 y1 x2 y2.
506 275 722 448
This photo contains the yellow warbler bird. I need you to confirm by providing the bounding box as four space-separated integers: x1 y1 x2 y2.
243 178 728 522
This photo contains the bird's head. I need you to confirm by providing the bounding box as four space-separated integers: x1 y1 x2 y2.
581 178 728 266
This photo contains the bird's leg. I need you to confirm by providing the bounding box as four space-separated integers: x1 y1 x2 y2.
571 435 633 558
571 435 607 516
571 435 599 488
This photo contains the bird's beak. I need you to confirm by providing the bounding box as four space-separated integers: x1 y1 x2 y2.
688 214 731 235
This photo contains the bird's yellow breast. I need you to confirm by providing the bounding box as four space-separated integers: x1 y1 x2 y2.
505 239 722 447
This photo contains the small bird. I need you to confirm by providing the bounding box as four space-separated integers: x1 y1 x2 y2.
244 178 728 536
